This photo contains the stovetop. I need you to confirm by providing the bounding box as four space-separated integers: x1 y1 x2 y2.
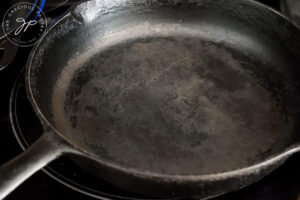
1 0 300 200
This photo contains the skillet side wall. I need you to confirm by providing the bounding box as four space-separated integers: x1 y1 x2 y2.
69 152 289 198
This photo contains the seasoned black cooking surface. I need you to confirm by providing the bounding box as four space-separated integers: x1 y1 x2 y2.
54 37 293 175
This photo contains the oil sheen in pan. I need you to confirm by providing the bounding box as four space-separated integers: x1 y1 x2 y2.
52 34 293 176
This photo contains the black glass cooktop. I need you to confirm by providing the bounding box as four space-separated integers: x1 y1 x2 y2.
1 0 300 200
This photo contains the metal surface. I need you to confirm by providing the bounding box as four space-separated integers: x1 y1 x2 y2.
9 65 300 200
1 0 300 199
10 68 154 200
0 132 69 199
281 0 300 26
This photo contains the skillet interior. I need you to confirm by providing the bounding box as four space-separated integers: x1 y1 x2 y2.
27 0 300 179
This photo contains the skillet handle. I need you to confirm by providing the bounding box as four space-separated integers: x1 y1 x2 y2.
0 131 72 199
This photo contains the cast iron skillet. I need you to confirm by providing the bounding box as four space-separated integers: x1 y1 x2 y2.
1 0 300 199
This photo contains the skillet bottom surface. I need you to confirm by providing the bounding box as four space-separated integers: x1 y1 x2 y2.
51 35 293 175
